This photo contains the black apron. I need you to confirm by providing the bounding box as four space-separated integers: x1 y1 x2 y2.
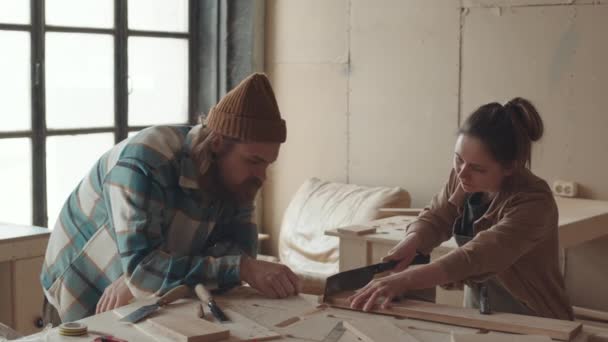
453 192 534 315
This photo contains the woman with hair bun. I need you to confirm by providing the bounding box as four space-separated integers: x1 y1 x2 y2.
349 98 573 320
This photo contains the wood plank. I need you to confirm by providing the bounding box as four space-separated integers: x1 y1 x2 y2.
216 309 281 342
147 316 229 342
115 300 282 342
451 332 552 342
574 306 608 323
343 318 421 342
324 292 581 341
337 225 377 236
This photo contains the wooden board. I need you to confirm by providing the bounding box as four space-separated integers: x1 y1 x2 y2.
148 315 229 342
337 225 377 236
451 332 552 342
115 300 281 342
324 292 582 341
343 318 421 342
215 309 281 342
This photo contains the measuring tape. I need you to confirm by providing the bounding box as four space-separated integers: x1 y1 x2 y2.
59 322 88 336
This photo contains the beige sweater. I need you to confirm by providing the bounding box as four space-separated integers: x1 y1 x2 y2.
407 168 573 320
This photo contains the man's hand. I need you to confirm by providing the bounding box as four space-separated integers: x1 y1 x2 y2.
240 257 301 298
96 275 134 314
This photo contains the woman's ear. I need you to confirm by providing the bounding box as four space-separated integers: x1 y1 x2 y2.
502 161 518 177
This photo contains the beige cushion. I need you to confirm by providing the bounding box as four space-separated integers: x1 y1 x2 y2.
278 178 410 277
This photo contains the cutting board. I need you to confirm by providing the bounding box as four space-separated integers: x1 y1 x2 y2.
114 299 281 342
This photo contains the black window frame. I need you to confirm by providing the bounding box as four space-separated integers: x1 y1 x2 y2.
0 0 201 228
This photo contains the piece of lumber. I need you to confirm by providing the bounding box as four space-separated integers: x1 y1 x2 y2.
115 300 282 342
336 225 377 236
324 292 581 341
147 316 229 342
343 318 420 342
573 306 608 323
216 309 281 342
451 332 552 342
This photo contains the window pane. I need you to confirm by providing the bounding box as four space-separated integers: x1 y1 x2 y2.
46 133 114 228
0 31 30 131
128 37 188 126
46 0 113 28
46 33 114 129
0 138 32 225
128 0 188 32
0 0 29 24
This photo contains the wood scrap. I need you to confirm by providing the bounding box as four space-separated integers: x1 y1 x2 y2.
336 225 377 236
323 292 582 341
147 316 229 342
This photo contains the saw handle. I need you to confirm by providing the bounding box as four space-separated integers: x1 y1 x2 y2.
194 283 213 303
411 253 431 265
156 284 191 306
374 253 430 273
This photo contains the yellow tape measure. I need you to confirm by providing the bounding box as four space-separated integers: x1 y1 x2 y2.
59 322 88 336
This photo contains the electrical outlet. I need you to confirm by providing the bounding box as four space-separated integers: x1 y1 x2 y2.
552 180 578 198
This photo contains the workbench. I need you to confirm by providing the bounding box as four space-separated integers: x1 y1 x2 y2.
21 286 608 342
325 197 608 307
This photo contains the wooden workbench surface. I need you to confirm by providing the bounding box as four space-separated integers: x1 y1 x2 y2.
23 286 608 342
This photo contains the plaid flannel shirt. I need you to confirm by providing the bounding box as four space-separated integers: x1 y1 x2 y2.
41 125 257 322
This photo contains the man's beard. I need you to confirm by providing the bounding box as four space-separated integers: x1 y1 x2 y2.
201 162 262 204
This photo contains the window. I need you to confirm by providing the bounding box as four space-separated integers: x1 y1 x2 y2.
0 0 200 228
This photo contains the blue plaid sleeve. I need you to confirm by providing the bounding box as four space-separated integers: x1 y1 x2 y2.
102 159 242 295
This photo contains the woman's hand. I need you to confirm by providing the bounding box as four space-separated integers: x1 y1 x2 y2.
347 271 411 312
382 232 422 272
347 262 450 312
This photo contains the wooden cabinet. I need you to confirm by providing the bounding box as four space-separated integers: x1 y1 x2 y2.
0 223 50 335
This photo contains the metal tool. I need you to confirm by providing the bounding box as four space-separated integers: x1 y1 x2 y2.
322 321 346 342
323 253 430 298
479 282 491 314
119 284 191 323
194 283 230 322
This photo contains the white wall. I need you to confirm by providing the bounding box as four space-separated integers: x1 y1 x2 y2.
263 0 608 310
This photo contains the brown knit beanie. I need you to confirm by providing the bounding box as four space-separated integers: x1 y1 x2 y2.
205 73 286 143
